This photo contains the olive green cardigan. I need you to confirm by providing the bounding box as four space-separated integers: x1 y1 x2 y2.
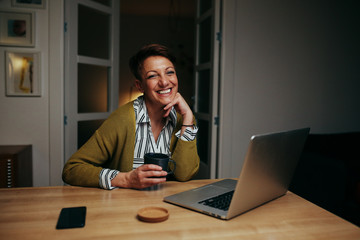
62 100 200 188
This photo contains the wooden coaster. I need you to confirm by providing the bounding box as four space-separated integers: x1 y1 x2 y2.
137 207 169 223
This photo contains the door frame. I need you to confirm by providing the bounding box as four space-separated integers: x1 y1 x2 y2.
49 0 65 186
194 0 222 179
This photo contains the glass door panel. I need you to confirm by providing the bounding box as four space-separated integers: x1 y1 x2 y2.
78 63 108 113
197 69 210 113
78 119 105 148
199 16 212 64
199 0 212 15
78 4 110 59
196 119 209 165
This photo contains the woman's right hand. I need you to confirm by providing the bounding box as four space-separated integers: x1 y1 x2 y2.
111 164 167 189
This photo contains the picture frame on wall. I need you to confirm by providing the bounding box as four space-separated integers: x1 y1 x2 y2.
5 51 41 97
0 10 35 47
11 0 46 9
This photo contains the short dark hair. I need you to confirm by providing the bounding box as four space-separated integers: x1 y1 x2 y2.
129 44 177 81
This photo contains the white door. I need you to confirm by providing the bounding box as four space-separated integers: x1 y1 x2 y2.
194 0 222 179
64 0 119 161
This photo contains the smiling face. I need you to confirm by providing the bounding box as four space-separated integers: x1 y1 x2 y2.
135 56 178 111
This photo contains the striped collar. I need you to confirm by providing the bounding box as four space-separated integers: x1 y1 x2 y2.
134 96 177 127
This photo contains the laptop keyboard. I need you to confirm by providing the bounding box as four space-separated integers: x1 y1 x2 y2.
198 190 234 211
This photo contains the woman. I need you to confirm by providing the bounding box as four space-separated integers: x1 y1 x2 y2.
62 44 200 189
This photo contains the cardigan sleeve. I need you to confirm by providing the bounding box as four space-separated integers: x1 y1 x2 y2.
62 129 113 187
62 102 135 188
170 115 200 181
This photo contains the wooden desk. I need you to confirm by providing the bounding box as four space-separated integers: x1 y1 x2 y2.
0 179 359 239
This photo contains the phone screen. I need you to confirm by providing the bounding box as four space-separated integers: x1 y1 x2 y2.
56 206 86 229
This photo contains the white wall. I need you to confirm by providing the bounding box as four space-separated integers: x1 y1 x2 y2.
0 0 64 186
219 0 360 178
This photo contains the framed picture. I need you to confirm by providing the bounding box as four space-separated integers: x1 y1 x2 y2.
5 51 41 97
0 10 35 47
11 0 46 9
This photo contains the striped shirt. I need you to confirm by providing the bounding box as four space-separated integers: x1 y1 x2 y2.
99 96 198 189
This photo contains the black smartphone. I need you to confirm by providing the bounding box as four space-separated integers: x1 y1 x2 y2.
56 206 86 229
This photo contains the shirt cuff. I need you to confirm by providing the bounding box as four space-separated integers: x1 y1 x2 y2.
175 125 198 141
99 168 119 190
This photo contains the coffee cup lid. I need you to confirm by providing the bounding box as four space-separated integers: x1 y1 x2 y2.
137 207 169 223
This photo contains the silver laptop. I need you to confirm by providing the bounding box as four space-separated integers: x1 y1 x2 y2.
164 128 310 220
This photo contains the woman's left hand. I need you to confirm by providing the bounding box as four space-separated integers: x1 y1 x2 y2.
163 93 193 126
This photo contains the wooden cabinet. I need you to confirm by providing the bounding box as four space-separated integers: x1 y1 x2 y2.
0 145 32 188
